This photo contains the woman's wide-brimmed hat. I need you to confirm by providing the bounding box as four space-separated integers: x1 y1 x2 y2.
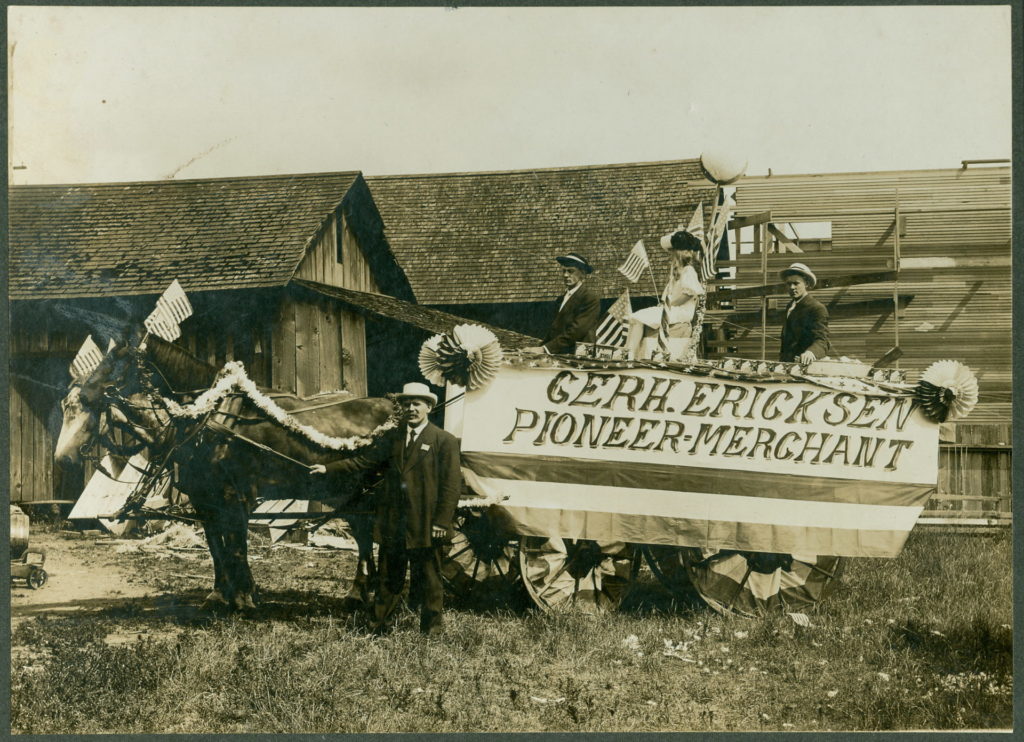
779 262 817 289
659 230 703 252
395 381 438 407
555 252 594 274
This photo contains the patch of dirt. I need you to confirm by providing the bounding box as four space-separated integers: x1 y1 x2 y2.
10 530 165 626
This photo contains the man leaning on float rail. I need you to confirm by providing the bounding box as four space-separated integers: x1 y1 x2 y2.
524 252 601 355
778 262 833 364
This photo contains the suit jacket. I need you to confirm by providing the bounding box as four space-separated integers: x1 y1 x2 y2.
541 283 601 354
325 422 462 549
779 294 832 362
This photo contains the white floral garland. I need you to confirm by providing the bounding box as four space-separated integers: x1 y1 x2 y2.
161 361 399 451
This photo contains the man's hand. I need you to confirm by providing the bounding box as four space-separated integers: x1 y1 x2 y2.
797 350 817 365
431 525 447 541
309 464 326 475
522 346 547 354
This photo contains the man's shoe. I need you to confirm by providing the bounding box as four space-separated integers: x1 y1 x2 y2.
421 619 445 636
370 622 395 637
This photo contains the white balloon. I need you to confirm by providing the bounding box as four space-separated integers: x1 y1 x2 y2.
700 152 749 185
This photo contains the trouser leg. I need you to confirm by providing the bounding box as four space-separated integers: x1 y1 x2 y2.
373 541 408 629
410 546 445 633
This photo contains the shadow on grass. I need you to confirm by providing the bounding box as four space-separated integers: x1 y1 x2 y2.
893 617 1012 676
621 577 710 617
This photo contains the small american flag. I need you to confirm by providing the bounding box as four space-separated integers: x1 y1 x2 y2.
700 199 731 282
595 290 632 347
617 240 650 283
685 202 705 243
144 279 193 342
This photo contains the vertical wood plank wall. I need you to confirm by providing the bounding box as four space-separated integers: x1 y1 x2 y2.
293 213 381 294
290 211 378 394
269 292 368 396
8 381 54 503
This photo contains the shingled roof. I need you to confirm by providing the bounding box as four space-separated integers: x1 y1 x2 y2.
9 171 411 301
365 159 718 305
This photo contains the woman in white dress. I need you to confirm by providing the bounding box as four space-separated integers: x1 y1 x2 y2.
626 229 705 362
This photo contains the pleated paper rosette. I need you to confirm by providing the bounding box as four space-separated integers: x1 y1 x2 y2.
418 324 503 390
915 360 979 422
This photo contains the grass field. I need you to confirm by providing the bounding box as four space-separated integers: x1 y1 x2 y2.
9 528 1012 733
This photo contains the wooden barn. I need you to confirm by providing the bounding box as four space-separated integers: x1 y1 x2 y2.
717 164 1012 528
8 171 534 507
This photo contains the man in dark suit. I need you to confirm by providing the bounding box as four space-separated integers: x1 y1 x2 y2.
525 252 601 355
311 382 462 635
778 262 833 363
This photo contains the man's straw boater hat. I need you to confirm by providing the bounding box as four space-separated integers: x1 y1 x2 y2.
555 252 594 274
779 262 817 289
395 382 437 407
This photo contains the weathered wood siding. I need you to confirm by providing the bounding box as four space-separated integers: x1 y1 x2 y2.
925 423 1013 528
270 290 364 396
726 167 1011 424
294 213 381 294
8 377 56 504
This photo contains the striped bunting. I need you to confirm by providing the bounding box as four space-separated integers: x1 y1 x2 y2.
468 472 923 559
462 451 934 558
595 290 632 347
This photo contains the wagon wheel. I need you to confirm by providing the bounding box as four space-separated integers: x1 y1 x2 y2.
518 537 638 612
27 567 48 590
675 548 844 618
440 510 521 603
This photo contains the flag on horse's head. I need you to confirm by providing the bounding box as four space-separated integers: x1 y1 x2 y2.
144 279 193 342
617 240 650 284
70 335 104 380
595 290 632 347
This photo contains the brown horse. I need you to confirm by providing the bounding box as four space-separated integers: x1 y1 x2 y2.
54 333 398 612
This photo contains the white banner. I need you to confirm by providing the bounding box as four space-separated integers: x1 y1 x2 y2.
461 366 937 486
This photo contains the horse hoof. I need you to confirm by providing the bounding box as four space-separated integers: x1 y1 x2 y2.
200 591 231 614
233 593 259 614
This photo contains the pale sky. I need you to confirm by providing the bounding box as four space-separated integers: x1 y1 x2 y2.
7 5 1013 185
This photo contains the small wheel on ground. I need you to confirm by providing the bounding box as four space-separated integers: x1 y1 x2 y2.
518 536 637 612
27 567 48 590
682 549 844 617
441 510 521 603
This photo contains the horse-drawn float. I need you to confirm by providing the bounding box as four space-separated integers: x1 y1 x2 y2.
54 285 978 617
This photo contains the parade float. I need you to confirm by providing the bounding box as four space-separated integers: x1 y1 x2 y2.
52 152 980 617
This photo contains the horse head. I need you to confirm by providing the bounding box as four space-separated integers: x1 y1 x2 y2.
54 338 153 467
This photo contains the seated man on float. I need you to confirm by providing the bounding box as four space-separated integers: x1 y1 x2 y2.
625 229 704 362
